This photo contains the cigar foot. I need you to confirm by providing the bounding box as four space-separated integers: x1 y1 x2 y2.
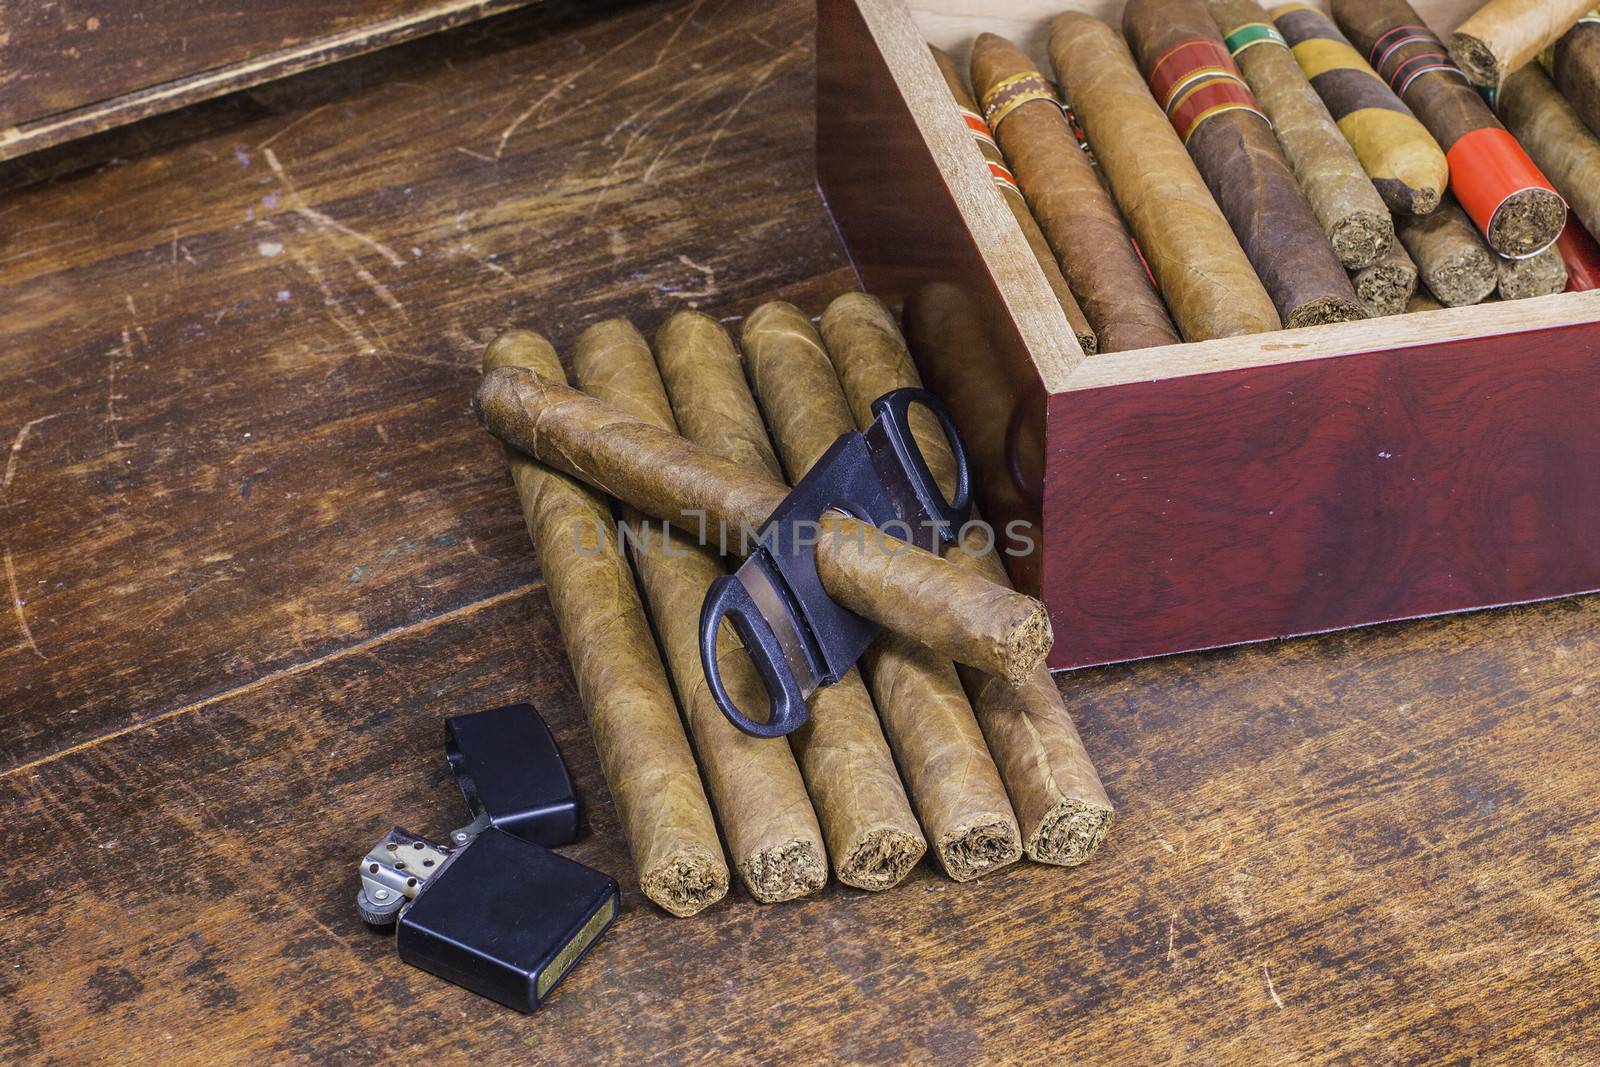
1006 605 1054 686
1287 295 1371 328
1374 178 1440 216
741 840 828 904
642 850 730 917
937 815 1023 883
1330 212 1394 271
1354 259 1418 317
1488 189 1567 258
1498 247 1569 300
1028 799 1115 867
1447 31 1500 88
838 827 925 891
1427 250 1498 306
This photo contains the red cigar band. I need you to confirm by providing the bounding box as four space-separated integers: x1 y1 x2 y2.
1556 215 1600 292
987 160 1022 196
1149 38 1268 143
1445 127 1563 250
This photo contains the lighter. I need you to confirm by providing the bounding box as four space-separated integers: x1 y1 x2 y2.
356 703 618 1012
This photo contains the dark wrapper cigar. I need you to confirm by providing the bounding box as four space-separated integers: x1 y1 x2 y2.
1351 236 1420 315
1271 2 1449 214
970 34 1180 352
1332 0 1565 257
1049 12 1280 340
736 296 1023 883
1497 63 1600 246
930 47 1099 356
1544 10 1600 141
1448 0 1597 87
1124 0 1367 327
473 365 1052 684
571 319 828 905
1496 245 1569 298
482 332 728 917
1397 195 1499 305
829 293 1114 867
1210 0 1393 269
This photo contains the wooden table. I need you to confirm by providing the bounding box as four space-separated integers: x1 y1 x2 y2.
2 1 1596 1061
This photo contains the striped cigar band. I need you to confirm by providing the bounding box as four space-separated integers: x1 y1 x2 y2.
1149 38 1268 142
981 71 1058 130
987 160 1022 196
957 106 998 150
1224 22 1288 57
1060 98 1099 165
1367 25 1468 97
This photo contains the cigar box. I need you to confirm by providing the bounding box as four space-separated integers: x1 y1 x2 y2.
818 0 1600 670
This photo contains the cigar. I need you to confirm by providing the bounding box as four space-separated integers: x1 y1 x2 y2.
1397 195 1499 305
969 34 1180 353
482 331 727 917
1332 0 1566 257
783 295 1025 881
929 47 1100 356
1049 12 1280 340
1270 2 1450 214
1210 0 1394 269
1407 288 1447 312
1123 0 1367 328
473 365 1051 683
1448 0 1597 87
1543 9 1600 141
1496 63 1600 244
1555 212 1600 290
569 319 827 904
659 308 925 891
822 293 1114 868
1351 236 1421 315
1496 245 1569 298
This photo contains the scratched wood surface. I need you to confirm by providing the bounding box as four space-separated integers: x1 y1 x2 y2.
2 1 1598 1062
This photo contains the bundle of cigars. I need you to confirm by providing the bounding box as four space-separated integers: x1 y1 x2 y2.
931 0 1600 350
475 296 1113 916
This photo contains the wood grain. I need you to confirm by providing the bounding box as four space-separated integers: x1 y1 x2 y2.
3 0 1599 1061
0 1 534 161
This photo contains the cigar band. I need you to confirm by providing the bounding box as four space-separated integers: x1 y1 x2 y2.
988 160 1022 196
981 72 1058 130
1446 127 1565 257
1059 99 1099 164
958 107 998 149
1150 40 1268 143
1223 23 1287 57
1368 25 1468 96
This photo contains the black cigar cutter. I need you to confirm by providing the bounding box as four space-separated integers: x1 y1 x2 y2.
699 388 971 738
356 703 618 1013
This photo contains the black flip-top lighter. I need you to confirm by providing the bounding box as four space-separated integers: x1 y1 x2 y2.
357 703 618 1012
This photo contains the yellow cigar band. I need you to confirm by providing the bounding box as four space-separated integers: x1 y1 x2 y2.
981 72 1059 130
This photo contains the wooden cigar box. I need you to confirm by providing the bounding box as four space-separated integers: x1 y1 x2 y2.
818 0 1600 670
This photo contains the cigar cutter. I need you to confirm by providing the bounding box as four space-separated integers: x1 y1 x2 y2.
356 703 619 1012
700 387 972 737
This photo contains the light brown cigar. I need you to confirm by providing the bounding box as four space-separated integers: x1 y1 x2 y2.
1497 63 1600 243
571 320 827 904
474 363 1052 683
1049 12 1281 340
930 46 1100 356
1448 0 1597 87
482 331 727 917
761 296 1022 882
1496 245 1569 298
657 310 925 891
823 294 1114 867
1396 196 1499 306
1351 236 1420 316
1209 0 1393 269
1407 288 1447 312
969 34 1180 353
